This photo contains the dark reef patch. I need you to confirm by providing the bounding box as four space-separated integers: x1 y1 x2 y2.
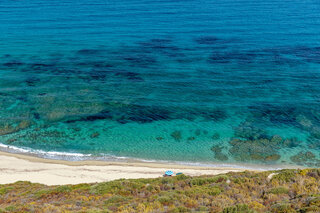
248 103 299 126
171 130 182 141
114 71 144 81
211 145 228 161
122 55 157 67
83 70 111 81
233 122 268 140
228 138 281 162
65 103 173 124
3 61 25 67
2 54 11 58
284 46 320 63
194 36 220 45
208 51 259 64
75 61 114 69
138 38 180 53
290 151 320 167
29 63 55 70
263 46 320 64
63 104 229 124
77 49 105 55
199 108 228 122
25 77 41 87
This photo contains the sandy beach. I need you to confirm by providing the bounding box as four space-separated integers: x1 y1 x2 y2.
0 151 250 185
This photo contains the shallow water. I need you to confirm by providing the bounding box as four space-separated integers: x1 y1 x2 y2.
1 0 320 167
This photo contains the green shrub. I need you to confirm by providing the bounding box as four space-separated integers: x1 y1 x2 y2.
0 187 13 196
223 204 255 213
4 206 16 212
34 189 51 199
157 195 174 205
55 185 72 193
104 195 131 205
271 203 295 213
169 206 190 213
272 170 296 182
71 183 91 191
268 187 289 195
0 169 319 212
175 174 189 181
191 175 227 186
90 181 124 195
208 186 222 196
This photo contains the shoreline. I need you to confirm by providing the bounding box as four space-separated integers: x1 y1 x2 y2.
0 142 299 170
0 150 253 186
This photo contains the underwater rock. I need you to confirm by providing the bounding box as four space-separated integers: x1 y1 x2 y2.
0 124 16 136
187 136 196 141
296 115 313 129
21 130 73 144
211 145 228 161
282 137 300 148
156 137 164 141
195 129 201 136
234 122 268 140
212 132 220 140
228 138 280 162
18 120 31 130
25 77 40 87
34 94 107 124
270 135 283 144
250 154 265 161
310 126 320 139
307 136 320 149
265 154 281 161
215 153 228 161
171 131 182 141
6 138 17 144
90 132 100 138
290 151 319 167
46 111 67 122
0 120 31 136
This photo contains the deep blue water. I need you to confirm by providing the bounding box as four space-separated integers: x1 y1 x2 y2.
1 0 320 167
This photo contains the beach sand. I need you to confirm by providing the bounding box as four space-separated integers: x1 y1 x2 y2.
0 151 249 185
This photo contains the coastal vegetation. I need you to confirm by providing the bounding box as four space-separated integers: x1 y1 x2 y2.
0 169 319 212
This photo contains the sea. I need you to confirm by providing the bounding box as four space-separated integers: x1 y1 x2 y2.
1 0 320 168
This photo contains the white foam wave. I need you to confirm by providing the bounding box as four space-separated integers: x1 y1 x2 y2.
0 143 91 159
0 142 287 170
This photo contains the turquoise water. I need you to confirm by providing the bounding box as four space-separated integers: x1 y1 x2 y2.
1 0 320 167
